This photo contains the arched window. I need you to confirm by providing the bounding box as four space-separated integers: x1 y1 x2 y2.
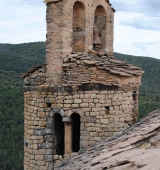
72 1 86 52
71 113 80 152
94 5 107 52
54 113 64 155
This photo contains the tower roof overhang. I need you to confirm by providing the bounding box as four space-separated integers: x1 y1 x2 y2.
44 0 62 3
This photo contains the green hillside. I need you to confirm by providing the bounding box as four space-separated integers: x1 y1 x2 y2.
0 42 45 170
0 42 45 74
0 42 160 170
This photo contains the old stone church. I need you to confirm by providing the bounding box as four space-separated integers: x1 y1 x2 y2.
23 0 144 169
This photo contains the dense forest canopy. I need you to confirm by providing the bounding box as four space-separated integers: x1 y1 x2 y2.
0 42 160 170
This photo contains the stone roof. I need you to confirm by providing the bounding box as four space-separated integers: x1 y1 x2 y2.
22 64 46 78
60 109 160 170
61 52 144 87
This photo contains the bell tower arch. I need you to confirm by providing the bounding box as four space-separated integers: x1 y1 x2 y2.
72 1 86 52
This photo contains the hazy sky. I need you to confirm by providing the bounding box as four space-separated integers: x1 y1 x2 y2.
0 0 160 59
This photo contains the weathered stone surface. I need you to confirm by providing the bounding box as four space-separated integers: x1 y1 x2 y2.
62 117 71 123
34 129 44 136
44 0 62 3
46 149 53 155
48 162 54 170
44 155 53 162
149 132 160 144
44 129 54 135
59 109 65 117
44 135 54 143
39 142 53 149
74 99 82 104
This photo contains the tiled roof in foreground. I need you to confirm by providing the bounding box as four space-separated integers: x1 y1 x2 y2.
60 109 160 170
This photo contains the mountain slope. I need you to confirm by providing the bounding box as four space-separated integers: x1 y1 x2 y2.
0 42 45 75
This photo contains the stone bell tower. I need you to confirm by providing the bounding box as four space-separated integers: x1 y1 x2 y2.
45 0 115 85
23 0 144 170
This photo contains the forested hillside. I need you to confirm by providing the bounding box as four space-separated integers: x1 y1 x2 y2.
0 42 160 170
0 42 45 170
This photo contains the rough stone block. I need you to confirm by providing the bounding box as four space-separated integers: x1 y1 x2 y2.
45 149 53 155
36 149 45 155
59 109 65 117
72 104 79 108
62 117 71 123
80 141 89 147
80 136 90 141
74 99 82 103
64 104 71 108
63 154 71 159
89 103 95 107
85 123 95 127
85 94 91 98
99 100 105 104
64 100 73 104
94 137 101 142
38 141 53 149
65 96 72 100
56 100 63 104
90 112 100 116
80 103 89 107
45 98 55 104
81 108 91 112
34 129 44 136
83 98 93 103
39 121 46 127
99 95 106 99
90 132 98 136
48 162 54 170
44 135 54 143
35 155 43 161
91 94 97 99
92 108 101 112
87 127 96 131
44 155 53 162
100 119 108 124
33 144 38 150
94 99 99 103
53 155 59 160
101 124 108 128
44 128 54 135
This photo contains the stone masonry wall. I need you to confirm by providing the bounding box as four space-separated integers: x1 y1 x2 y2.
24 86 136 170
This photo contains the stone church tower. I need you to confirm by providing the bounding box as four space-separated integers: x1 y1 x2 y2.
23 0 144 169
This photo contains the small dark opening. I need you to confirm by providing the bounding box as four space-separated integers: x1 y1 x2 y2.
25 142 28 147
105 106 109 114
54 113 64 155
71 113 80 152
133 91 137 101
47 103 51 108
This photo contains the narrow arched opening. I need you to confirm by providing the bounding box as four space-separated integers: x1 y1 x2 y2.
71 113 80 152
94 5 107 52
54 113 64 155
72 1 86 52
